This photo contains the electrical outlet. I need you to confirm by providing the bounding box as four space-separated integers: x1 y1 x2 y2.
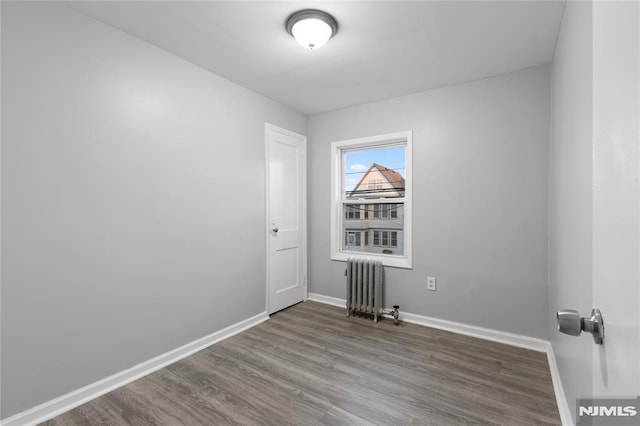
427 276 436 291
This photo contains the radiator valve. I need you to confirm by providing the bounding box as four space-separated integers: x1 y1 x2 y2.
383 305 400 325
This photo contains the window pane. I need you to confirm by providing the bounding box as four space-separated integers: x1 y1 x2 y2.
342 202 404 255
344 146 405 199
390 203 398 219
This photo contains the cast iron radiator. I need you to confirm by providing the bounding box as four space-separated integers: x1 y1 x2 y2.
346 256 383 322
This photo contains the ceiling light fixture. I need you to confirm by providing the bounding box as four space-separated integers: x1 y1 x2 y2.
286 9 338 50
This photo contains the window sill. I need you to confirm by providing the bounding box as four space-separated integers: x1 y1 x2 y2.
331 251 412 269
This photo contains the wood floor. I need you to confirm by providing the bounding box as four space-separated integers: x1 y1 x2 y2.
42 301 560 425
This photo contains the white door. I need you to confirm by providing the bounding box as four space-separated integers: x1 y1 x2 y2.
591 0 639 399
265 124 306 314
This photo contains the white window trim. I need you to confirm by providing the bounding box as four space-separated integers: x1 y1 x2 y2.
330 130 412 269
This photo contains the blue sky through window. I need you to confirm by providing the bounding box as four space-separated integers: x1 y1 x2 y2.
344 146 405 192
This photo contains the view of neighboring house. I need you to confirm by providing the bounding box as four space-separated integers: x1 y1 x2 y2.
344 163 405 255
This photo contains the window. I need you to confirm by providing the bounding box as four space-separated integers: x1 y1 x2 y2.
331 131 412 268
390 204 398 219
381 231 389 246
373 204 390 219
345 204 361 219
372 230 397 248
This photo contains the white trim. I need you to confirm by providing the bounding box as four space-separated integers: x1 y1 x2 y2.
264 123 308 314
308 293 572 424
307 292 346 308
330 131 413 269
0 312 269 426
399 311 549 352
301 132 308 301
308 293 547 351
546 343 573 426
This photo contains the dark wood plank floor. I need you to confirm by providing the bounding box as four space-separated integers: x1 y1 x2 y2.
42 301 560 425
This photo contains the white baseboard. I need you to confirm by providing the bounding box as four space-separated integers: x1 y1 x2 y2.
400 311 550 352
546 343 573 426
1 312 269 426
308 292 571 425
308 292 548 352
307 292 345 308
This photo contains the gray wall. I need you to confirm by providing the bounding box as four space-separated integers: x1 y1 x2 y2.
308 66 550 339
1 2 305 418
547 1 593 422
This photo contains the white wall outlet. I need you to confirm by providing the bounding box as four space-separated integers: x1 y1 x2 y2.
427 276 437 291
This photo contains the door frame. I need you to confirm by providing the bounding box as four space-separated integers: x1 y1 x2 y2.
264 123 308 314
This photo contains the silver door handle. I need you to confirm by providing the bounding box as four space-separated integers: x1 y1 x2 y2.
272 226 278 233
557 308 604 344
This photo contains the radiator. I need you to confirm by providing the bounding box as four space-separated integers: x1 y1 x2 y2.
346 256 383 322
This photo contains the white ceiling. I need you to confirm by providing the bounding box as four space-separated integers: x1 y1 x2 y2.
68 1 565 115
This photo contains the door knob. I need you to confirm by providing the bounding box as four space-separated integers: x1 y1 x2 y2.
557 308 604 344
272 226 278 233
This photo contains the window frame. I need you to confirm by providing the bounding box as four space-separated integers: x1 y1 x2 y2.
330 130 413 269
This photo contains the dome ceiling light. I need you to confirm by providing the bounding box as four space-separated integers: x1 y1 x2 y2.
286 9 338 50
